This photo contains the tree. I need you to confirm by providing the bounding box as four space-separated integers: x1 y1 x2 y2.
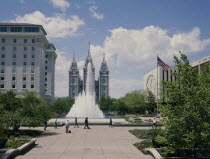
21 92 52 127
145 89 156 114
99 96 116 113
115 100 128 115
0 91 22 130
50 97 74 116
121 90 146 114
159 53 210 155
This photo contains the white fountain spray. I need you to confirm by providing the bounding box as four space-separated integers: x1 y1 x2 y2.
66 62 104 118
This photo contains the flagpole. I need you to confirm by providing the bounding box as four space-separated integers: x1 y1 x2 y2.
156 54 158 116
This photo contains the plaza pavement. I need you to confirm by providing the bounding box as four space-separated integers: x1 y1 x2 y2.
16 126 153 159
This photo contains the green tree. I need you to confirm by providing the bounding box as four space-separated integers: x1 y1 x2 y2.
0 91 22 130
159 53 210 155
115 100 128 115
21 92 52 127
99 96 116 113
121 90 146 114
51 97 74 116
145 89 156 114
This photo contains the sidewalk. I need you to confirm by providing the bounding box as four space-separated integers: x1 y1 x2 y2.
16 126 153 159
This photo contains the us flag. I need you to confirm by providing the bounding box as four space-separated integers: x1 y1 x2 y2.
157 56 170 71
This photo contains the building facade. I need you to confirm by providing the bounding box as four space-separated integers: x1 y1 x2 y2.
144 55 210 100
69 44 109 102
0 23 57 102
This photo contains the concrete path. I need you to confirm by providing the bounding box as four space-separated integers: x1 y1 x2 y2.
16 126 153 159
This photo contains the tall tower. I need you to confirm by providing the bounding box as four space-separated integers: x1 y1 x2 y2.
83 43 95 92
99 55 109 99
69 54 80 98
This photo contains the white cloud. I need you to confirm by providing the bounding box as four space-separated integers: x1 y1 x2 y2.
110 79 144 98
56 26 210 98
19 0 25 4
90 26 210 69
10 11 85 39
50 0 70 11
89 5 104 20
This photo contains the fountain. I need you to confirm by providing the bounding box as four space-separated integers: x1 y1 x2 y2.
66 62 104 118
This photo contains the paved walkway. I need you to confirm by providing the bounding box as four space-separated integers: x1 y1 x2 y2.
16 126 153 159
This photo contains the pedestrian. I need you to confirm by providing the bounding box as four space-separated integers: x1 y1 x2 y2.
54 117 58 129
109 118 112 127
65 120 71 133
74 117 79 128
152 117 156 128
44 120 47 131
84 117 90 129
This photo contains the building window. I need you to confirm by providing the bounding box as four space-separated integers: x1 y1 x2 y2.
23 62 27 66
45 66 47 70
31 68 34 73
11 27 22 32
32 54 35 58
1 62 5 66
45 55 48 58
31 77 34 81
12 85 15 88
0 27 7 32
32 47 35 51
0 84 4 88
45 61 47 64
31 62 35 66
2 39 5 43
45 78 47 81
1 54 5 58
45 84 47 87
1 77 4 80
23 77 26 81
31 85 34 88
12 67 16 73
45 72 47 75
24 39 27 43
12 77 16 81
13 39 17 43
24 47 27 51
32 39 35 43
23 67 26 73
13 54 16 58
13 62 16 66
23 54 27 58
13 46 16 51
24 27 39 32
1 46 5 51
23 85 26 88
1 68 5 73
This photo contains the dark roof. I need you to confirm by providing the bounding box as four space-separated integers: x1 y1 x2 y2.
0 23 47 35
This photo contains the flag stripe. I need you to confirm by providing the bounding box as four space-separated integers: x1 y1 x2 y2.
157 57 169 71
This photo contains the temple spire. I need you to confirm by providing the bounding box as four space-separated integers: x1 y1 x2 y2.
103 53 105 62
87 42 91 60
73 52 76 62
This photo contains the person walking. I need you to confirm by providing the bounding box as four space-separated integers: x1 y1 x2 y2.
44 120 48 131
152 117 156 128
84 117 90 129
74 117 79 128
109 118 113 127
65 120 70 133
54 117 58 129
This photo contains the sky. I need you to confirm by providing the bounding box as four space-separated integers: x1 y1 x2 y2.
1 0 210 98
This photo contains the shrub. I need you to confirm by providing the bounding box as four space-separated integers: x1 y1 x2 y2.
134 139 153 154
5 136 27 149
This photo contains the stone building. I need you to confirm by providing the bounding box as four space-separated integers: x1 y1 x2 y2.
0 23 57 102
69 44 109 102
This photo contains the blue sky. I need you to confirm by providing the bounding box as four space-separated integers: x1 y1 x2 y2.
1 0 210 98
